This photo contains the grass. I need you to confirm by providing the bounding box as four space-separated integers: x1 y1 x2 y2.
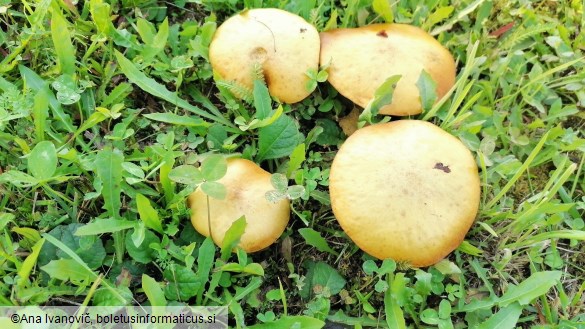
0 0 584 328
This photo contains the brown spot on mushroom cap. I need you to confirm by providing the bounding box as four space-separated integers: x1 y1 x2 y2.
209 8 320 104
189 158 290 253
329 120 480 267
320 24 456 116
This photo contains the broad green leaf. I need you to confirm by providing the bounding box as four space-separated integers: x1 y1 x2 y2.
201 181 226 200
40 223 106 269
142 18 169 61
74 218 136 236
92 286 133 306
416 70 438 112
136 18 155 44
164 265 199 301
200 154 227 181
301 261 346 299
253 80 271 120
299 228 338 256
143 113 209 127
428 6 454 27
286 143 305 178
478 302 522 329
373 0 394 23
125 229 159 264
499 271 562 307
0 170 39 187
17 238 45 287
40 259 92 283
195 237 215 303
102 82 132 107
136 193 163 233
114 50 233 127
385 274 407 329
220 216 246 260
27 141 57 180
360 75 401 124
142 274 167 306
248 316 325 329
89 0 113 37
257 114 302 162
168 165 204 185
50 9 75 76
94 147 124 218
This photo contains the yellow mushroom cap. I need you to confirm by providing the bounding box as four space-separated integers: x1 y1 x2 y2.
329 120 480 267
320 24 456 116
189 158 290 253
209 8 320 104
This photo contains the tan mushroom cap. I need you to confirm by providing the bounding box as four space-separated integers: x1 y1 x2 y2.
189 158 290 252
320 24 456 116
209 8 320 104
329 120 480 267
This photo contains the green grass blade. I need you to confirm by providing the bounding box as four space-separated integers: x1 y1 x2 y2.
114 50 235 129
51 9 76 77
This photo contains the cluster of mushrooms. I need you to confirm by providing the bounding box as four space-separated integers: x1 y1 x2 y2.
189 8 480 267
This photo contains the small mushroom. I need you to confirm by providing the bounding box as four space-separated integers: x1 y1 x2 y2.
329 120 480 267
209 8 320 103
320 24 456 116
189 158 290 252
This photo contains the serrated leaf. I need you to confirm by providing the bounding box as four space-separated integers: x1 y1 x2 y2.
142 274 167 307
136 193 163 233
28 141 57 180
257 114 302 162
195 238 215 303
498 271 562 307
200 181 226 200
143 112 209 127
299 228 338 256
416 70 438 112
168 165 204 185
94 147 124 218
164 265 199 301
200 154 227 181
302 261 346 299
253 80 271 120
74 218 136 236
360 75 401 124
40 223 106 269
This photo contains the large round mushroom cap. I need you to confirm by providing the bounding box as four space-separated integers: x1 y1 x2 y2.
320 24 456 116
209 8 320 104
189 158 290 253
329 120 480 267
